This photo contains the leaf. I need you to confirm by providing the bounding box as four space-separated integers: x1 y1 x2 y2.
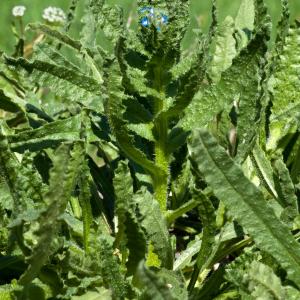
235 0 255 31
189 129 300 288
104 57 164 180
173 240 201 271
273 157 298 226
268 23 300 151
5 55 102 106
209 16 236 82
0 89 24 113
188 188 217 291
137 262 177 300
135 189 173 269
18 142 84 285
113 160 147 275
180 0 271 163
8 115 82 152
98 234 132 299
28 23 83 52
78 159 93 253
250 143 277 199
72 287 112 300
246 261 286 299
162 0 218 119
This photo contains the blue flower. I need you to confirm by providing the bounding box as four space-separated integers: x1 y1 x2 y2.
140 16 150 28
139 6 168 30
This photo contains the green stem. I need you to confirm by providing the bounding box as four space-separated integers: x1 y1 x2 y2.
154 114 169 212
166 199 200 226
152 63 169 212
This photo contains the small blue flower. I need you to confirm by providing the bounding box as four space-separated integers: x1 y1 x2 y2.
161 14 168 25
140 16 150 28
139 6 168 31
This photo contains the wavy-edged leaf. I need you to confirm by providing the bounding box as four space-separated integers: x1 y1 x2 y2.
136 262 177 300
78 159 93 253
0 89 24 114
189 129 300 288
250 143 278 199
188 188 217 290
161 0 218 119
5 56 101 105
227 257 300 300
235 0 255 32
28 23 105 85
246 261 287 299
18 142 84 285
209 16 236 82
180 0 271 163
268 23 300 151
28 23 82 52
8 115 81 152
113 161 147 275
98 234 132 299
273 157 298 226
135 189 173 269
173 239 201 272
104 57 164 180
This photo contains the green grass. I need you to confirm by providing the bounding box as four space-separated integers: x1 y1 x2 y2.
1 0 300 52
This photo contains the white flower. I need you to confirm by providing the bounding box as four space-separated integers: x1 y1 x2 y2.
12 5 26 17
42 6 66 24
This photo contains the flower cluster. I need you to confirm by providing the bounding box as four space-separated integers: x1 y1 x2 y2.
42 6 66 24
12 5 26 17
139 7 168 31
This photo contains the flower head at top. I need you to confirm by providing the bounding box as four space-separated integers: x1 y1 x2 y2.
42 6 66 24
139 7 168 31
12 5 26 17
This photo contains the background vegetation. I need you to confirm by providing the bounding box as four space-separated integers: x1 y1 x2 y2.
1 0 300 52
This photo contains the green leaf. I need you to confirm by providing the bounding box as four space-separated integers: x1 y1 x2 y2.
113 161 147 275
245 261 286 299
28 23 83 53
135 189 173 269
136 262 177 300
0 89 24 113
72 287 112 300
209 16 236 82
78 159 93 253
8 115 82 152
18 142 84 285
162 0 218 119
250 143 278 199
235 0 255 31
273 157 298 226
98 234 132 299
173 239 201 271
188 188 217 290
268 23 300 151
189 129 300 288
181 0 271 163
104 58 164 180
5 55 102 105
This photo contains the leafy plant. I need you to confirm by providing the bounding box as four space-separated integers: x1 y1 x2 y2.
1 0 300 299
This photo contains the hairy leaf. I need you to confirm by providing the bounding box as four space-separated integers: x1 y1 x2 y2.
135 189 173 269
113 161 147 275
18 142 84 285
189 129 300 288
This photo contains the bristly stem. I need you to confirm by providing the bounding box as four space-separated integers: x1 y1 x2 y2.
152 62 169 213
154 112 169 212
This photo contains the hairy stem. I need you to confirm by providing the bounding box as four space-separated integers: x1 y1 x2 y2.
152 63 169 212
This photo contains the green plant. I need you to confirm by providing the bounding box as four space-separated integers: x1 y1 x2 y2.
1 0 300 299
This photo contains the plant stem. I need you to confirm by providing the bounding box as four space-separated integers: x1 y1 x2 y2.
154 114 169 212
152 62 169 212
